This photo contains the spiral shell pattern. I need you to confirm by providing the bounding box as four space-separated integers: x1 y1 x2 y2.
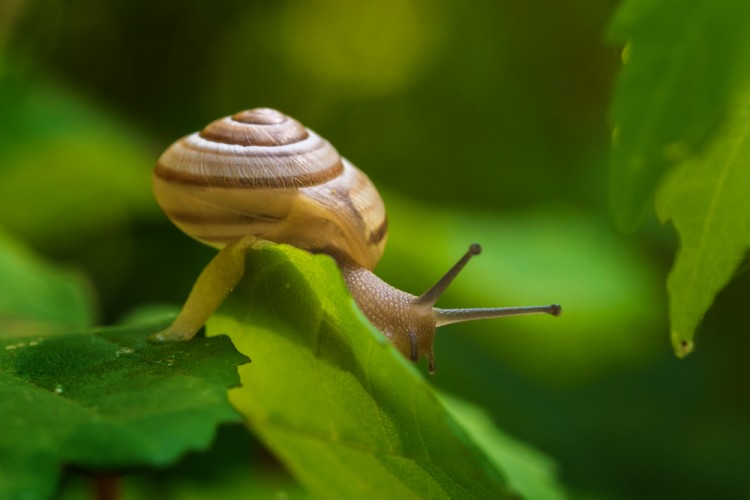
153 108 387 270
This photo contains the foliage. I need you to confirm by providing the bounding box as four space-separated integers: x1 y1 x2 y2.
656 92 750 355
2 0 750 498
608 0 750 232
439 394 564 500
609 0 750 355
0 230 95 334
210 244 565 499
382 197 662 382
0 71 156 247
0 323 246 500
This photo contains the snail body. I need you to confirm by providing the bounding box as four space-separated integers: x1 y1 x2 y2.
152 108 560 373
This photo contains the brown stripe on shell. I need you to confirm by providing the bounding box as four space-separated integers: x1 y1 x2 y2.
335 162 387 249
199 109 309 147
155 110 344 189
232 108 287 125
154 158 344 189
347 163 387 247
367 216 388 245
178 134 325 159
178 130 334 162
164 210 283 225
295 159 386 269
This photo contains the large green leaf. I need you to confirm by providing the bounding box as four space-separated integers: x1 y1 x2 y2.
0 230 96 334
208 244 565 499
0 323 246 500
440 393 564 500
656 92 750 356
608 0 750 231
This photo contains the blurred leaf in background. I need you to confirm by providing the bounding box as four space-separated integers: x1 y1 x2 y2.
278 0 443 98
656 90 750 356
609 0 750 356
0 69 156 246
0 63 162 319
608 0 750 232
57 425 305 500
0 230 95 334
381 195 663 384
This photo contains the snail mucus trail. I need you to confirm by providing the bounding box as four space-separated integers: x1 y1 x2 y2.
150 108 561 373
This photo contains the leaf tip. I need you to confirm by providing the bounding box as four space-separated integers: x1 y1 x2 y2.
671 332 694 358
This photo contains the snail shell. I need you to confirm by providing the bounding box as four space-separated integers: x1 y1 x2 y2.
151 108 562 373
152 108 387 270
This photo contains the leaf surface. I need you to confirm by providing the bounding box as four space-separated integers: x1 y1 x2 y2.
0 323 246 500
656 92 750 356
608 0 750 231
0 230 96 335
208 244 565 499
440 393 565 500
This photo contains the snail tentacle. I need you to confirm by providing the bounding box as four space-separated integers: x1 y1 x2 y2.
152 108 561 373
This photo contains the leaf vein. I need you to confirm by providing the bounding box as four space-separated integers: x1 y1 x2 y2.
685 113 750 292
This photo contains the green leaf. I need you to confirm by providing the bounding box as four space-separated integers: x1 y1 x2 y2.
439 393 565 500
58 425 306 500
208 244 564 499
656 91 750 356
608 0 750 231
0 230 96 335
0 322 246 500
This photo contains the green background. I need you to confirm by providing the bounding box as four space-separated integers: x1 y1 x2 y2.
2 0 749 498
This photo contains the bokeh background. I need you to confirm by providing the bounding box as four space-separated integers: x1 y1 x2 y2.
2 0 749 498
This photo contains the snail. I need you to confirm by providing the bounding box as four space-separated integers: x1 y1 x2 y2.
151 108 561 373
